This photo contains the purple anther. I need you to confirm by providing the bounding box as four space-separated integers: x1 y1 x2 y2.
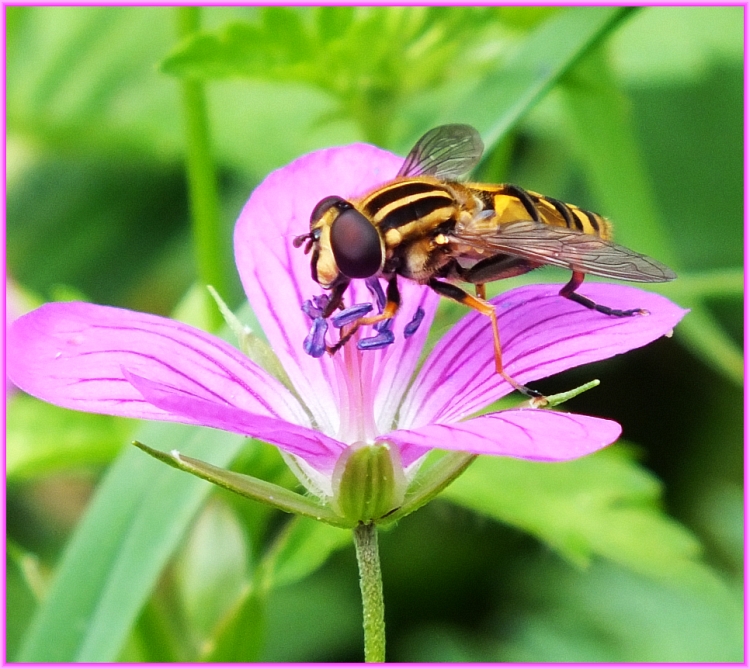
366 278 386 311
357 329 395 350
301 299 323 320
374 318 393 333
404 307 425 338
313 294 330 312
331 302 373 328
303 317 328 358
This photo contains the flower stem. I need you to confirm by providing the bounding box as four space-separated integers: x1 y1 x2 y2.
175 6 225 331
353 523 386 662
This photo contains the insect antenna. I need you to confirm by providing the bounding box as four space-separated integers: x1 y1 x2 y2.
292 232 314 254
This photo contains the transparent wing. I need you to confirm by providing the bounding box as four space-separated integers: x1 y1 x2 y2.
451 219 677 283
397 124 484 179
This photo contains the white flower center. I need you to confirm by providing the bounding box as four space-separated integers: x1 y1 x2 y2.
332 337 380 444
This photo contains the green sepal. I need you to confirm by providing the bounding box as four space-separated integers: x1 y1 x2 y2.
381 451 477 526
529 378 601 409
206 286 296 394
331 441 407 524
132 441 352 528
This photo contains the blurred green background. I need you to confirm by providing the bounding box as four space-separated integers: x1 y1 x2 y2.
6 6 743 662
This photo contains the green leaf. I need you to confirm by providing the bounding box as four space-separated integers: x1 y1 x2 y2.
17 421 248 662
161 12 316 83
7 6 181 156
268 517 351 589
7 394 132 481
175 499 249 641
6 6 353 180
609 6 743 84
162 7 585 145
6 543 43 662
314 6 355 43
400 556 741 662
661 268 743 301
495 558 742 662
400 6 634 151
202 585 265 662
260 569 362 662
202 517 351 662
442 446 714 588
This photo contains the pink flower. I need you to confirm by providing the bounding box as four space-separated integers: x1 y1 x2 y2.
7 142 687 506
6 277 33 396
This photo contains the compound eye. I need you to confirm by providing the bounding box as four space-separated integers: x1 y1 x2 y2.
310 195 346 225
330 208 383 279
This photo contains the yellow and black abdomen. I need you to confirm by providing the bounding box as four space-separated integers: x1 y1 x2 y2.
470 183 612 240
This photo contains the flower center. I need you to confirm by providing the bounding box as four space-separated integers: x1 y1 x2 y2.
332 334 380 444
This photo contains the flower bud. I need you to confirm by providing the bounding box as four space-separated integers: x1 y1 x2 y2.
331 440 407 524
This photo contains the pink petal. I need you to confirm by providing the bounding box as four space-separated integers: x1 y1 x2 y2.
401 284 688 427
6 278 31 396
322 280 439 445
386 409 622 465
234 143 438 434
126 372 344 474
371 286 440 432
7 301 307 426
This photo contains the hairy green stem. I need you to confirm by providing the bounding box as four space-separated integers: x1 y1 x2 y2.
353 523 386 662
176 6 225 330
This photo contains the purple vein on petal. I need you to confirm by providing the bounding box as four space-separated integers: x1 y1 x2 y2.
78 321 294 418
416 303 593 423
399 287 543 423
68 346 234 406
386 409 622 463
402 284 687 427
372 282 440 432
7 302 308 426
131 324 281 406
243 244 342 432
127 371 345 473
235 144 405 434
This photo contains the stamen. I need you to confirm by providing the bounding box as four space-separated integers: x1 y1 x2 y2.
374 318 393 333
303 318 328 358
332 303 373 328
404 307 425 338
313 294 330 312
302 299 323 319
366 278 387 312
358 329 395 350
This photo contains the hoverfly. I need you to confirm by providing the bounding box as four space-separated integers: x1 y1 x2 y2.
294 124 676 399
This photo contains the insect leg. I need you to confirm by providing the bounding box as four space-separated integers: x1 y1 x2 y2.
559 272 646 317
328 276 401 354
427 278 543 399
457 255 535 316
321 279 351 318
